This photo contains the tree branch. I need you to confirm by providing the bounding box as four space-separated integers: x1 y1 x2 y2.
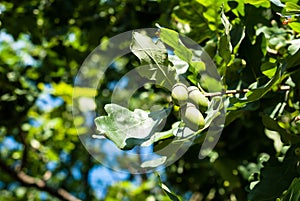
0 159 81 201
19 131 28 170
203 85 290 97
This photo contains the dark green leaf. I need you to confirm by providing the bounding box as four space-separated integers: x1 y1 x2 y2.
231 65 282 108
248 145 300 201
281 178 300 201
261 114 300 144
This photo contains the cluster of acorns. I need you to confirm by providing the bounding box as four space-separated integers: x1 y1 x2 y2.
171 83 209 131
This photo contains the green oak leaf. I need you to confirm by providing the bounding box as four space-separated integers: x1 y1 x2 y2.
94 104 170 150
130 31 177 89
130 31 167 64
157 27 193 63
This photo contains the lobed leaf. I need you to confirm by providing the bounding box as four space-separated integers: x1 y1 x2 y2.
130 31 167 64
94 104 170 150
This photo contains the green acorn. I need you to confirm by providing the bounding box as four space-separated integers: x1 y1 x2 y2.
181 103 205 131
294 147 300 157
171 83 188 106
187 86 209 109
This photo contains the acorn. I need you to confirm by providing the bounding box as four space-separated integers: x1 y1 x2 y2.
171 83 188 106
294 147 300 157
187 86 209 109
181 103 205 131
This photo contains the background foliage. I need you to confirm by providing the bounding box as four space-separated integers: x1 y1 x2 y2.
1 0 300 200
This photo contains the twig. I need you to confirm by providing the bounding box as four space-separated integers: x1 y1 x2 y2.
0 159 81 201
203 85 290 97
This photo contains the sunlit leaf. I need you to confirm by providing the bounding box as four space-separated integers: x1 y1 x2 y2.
285 2 300 13
245 0 270 8
168 55 189 75
158 27 193 63
140 156 167 168
131 31 177 88
156 172 182 201
130 31 167 64
261 62 277 79
141 122 180 147
288 39 300 55
94 104 170 150
288 22 300 33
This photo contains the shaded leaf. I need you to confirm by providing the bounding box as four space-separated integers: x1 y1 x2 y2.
286 50 300 71
231 65 282 108
261 114 300 144
248 145 300 201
